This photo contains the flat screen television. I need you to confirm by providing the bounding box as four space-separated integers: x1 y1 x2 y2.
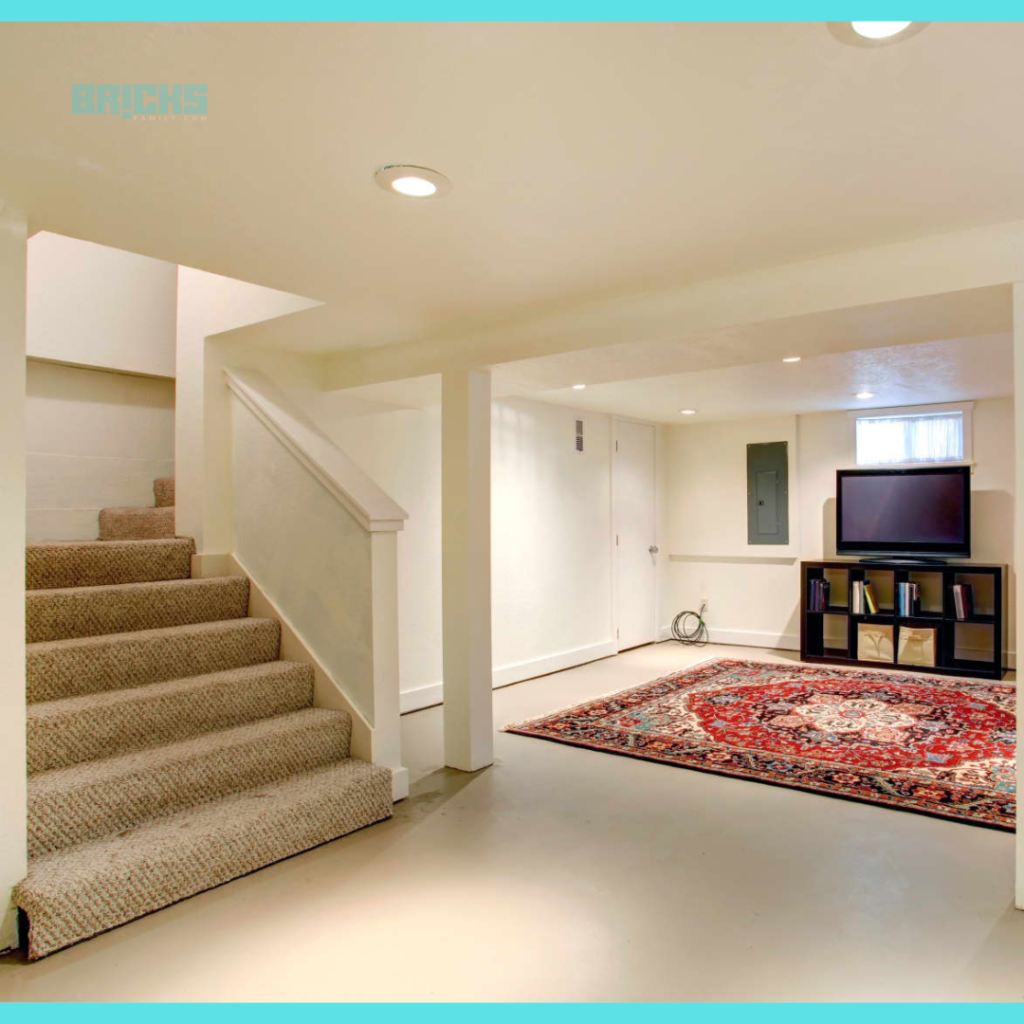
835 466 971 558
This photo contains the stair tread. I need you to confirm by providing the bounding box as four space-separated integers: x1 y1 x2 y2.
27 538 189 552
16 758 393 959
28 615 278 654
28 707 353 857
30 659 313 721
27 616 282 703
27 537 195 590
101 505 174 514
26 575 250 643
30 575 241 598
31 706 347 796
27 660 315 773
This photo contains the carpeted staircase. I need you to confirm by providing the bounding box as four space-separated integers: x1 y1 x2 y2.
15 478 394 960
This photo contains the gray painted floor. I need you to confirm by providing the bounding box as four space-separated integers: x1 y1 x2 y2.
1 643 1021 1002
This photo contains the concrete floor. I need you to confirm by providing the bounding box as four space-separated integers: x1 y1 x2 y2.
1 642 1021 1002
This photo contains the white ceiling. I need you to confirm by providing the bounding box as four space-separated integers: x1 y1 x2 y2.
490 286 1012 391
321 333 1013 425
3 23 1024 353
521 333 1015 423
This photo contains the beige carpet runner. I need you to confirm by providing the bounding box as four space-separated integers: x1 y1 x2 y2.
16 478 394 959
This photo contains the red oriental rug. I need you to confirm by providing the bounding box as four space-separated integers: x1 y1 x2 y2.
506 658 1016 829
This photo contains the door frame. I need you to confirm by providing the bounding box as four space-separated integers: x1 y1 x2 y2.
610 415 661 651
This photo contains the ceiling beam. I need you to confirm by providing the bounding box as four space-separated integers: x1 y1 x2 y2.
219 217 1024 390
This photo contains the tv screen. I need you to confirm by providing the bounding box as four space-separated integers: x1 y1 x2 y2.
836 466 971 557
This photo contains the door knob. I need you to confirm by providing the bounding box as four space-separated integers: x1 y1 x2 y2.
649 545 659 554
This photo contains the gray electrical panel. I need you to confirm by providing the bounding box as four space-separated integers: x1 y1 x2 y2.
747 441 789 545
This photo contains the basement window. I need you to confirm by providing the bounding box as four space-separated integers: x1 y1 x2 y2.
853 403 972 467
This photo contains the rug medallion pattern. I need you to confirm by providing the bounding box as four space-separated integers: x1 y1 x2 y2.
507 659 1015 828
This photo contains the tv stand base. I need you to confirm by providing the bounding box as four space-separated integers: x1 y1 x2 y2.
859 556 949 566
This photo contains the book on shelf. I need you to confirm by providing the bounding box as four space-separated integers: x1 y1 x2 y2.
851 581 863 615
897 581 920 617
951 582 974 620
808 578 831 612
862 581 878 615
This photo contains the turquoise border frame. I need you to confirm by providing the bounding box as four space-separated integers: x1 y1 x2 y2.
8 1003 1024 1017
4 6 1024 20
3 8 1022 1017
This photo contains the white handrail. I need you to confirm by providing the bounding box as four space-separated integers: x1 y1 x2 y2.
224 367 408 533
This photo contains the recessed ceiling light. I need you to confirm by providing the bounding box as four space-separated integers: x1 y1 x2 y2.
392 176 436 197
782 356 801 363
855 391 874 400
374 164 452 199
851 21 912 39
680 408 697 415
829 21 927 47
572 383 586 390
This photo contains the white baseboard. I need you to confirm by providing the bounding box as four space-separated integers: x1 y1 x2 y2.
709 628 801 651
492 639 618 688
400 639 619 715
658 624 799 651
400 682 443 714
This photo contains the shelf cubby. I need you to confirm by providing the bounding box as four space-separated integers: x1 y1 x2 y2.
804 611 851 659
907 570 944 616
863 569 895 614
947 572 996 621
949 621 997 667
822 568 849 612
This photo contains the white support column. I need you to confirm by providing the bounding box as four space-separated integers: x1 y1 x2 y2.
1014 282 1024 910
0 207 28 949
174 267 207 550
442 369 494 772
370 530 409 800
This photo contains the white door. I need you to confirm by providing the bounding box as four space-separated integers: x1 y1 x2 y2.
613 419 657 651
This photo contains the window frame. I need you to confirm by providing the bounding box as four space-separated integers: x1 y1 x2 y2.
848 401 974 470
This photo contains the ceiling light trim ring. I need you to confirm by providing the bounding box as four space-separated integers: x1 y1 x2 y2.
374 164 452 199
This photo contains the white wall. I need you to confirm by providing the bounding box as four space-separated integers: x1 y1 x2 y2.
0 208 28 951
317 404 443 703
22 232 178 542
231 397 376 720
26 361 175 541
665 415 801 649
665 399 1015 661
175 266 322 551
314 392 620 711
492 398 615 682
27 232 177 378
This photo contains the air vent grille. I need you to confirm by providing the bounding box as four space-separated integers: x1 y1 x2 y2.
575 419 584 453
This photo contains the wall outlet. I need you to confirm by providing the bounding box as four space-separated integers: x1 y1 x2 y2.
700 597 709 612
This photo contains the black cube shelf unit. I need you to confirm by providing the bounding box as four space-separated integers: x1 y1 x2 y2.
800 560 1005 680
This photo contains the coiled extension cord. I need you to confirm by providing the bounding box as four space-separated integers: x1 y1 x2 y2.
671 601 709 646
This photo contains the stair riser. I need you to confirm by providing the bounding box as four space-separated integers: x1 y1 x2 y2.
27 619 282 703
29 714 353 857
153 478 175 508
28 664 315 774
99 507 175 540
26 577 250 643
26 539 195 590
17 761 393 960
